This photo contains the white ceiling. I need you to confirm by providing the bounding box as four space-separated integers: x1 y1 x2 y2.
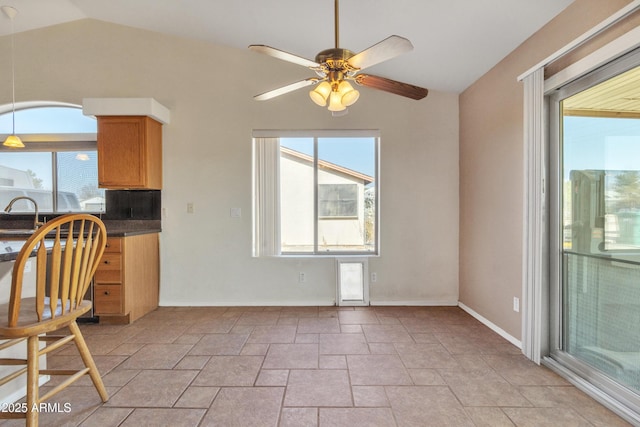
0 0 575 93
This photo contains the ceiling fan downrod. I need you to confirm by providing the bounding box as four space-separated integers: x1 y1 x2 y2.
334 0 340 48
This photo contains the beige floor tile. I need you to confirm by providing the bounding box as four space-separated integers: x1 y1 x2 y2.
386 386 474 426
319 333 369 355
319 355 347 369
297 317 341 334
193 355 263 386
352 385 390 407
101 368 140 387
247 325 297 343
174 355 210 370
280 407 318 427
347 354 413 385
241 343 270 355
120 408 206 427
201 387 284 426
174 386 220 408
338 310 380 325
449 382 533 407
263 343 319 369
319 408 396 426
125 325 188 344
362 325 413 343
236 312 281 325
340 324 363 333
256 369 290 386
296 333 320 343
184 317 238 334
120 343 193 369
464 407 515 426
407 368 447 385
502 407 592 426
368 343 397 354
79 407 134 427
284 370 352 407
106 370 197 407
188 333 249 355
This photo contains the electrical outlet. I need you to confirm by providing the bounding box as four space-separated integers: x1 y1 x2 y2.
371 272 377 282
513 297 520 312
299 272 306 283
187 202 194 214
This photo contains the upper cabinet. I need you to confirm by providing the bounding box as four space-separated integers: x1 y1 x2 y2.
97 116 162 189
83 98 170 190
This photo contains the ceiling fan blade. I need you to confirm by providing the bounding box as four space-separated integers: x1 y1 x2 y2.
348 35 413 70
249 45 320 69
254 78 321 101
355 74 429 100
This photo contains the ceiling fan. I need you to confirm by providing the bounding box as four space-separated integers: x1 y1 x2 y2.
249 0 429 115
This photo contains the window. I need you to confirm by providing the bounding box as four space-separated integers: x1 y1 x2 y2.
0 105 103 213
319 184 358 218
253 130 379 256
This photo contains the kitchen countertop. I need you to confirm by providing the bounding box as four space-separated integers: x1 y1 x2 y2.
0 219 161 262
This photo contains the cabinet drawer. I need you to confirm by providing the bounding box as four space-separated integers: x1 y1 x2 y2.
104 238 122 253
94 285 123 315
95 254 122 282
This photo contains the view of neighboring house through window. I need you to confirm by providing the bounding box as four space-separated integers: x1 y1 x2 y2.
253 131 378 255
0 105 104 213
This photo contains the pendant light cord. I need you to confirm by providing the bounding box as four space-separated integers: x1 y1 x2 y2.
10 13 15 135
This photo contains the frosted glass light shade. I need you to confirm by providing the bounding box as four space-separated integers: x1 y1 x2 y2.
309 81 332 106
328 91 346 112
338 81 359 107
3 134 23 148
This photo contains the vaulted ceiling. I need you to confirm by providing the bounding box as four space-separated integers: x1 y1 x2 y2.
1 0 575 93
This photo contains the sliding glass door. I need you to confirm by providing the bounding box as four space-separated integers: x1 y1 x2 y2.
550 50 640 411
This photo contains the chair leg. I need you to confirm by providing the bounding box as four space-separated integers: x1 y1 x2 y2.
26 335 39 427
68 321 108 402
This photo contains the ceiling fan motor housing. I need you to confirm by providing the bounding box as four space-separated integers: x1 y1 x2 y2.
315 48 358 72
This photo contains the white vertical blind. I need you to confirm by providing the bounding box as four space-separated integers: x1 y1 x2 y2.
252 137 281 257
521 67 546 364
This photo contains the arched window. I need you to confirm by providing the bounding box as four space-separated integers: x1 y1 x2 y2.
0 103 104 213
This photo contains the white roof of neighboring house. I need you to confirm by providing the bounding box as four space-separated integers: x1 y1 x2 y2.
280 147 374 185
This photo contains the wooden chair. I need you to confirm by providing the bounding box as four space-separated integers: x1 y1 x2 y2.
0 214 108 426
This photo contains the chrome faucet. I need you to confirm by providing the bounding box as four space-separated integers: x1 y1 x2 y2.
4 196 44 230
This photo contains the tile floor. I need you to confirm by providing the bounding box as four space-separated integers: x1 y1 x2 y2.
0 306 632 426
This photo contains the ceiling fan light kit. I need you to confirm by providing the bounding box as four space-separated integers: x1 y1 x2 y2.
249 0 428 115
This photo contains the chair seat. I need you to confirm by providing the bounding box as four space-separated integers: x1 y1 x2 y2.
0 298 91 338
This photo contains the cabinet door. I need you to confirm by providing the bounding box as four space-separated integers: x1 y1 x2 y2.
97 116 162 189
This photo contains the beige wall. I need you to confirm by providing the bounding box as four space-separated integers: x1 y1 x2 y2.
1 19 459 306
459 0 633 339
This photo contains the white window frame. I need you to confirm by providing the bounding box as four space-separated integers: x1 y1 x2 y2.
252 129 380 257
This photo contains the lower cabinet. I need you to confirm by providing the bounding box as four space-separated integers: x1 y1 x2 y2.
94 233 159 323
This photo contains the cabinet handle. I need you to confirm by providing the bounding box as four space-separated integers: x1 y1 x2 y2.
104 291 110 296
104 260 110 264
105 243 110 248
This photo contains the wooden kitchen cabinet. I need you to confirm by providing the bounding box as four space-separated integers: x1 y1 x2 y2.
97 116 162 189
94 233 159 323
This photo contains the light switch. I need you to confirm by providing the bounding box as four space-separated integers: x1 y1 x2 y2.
187 202 194 214
230 207 241 218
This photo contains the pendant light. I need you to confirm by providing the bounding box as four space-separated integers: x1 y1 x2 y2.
2 5 23 148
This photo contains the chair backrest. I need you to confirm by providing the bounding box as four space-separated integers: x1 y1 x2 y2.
9 214 107 327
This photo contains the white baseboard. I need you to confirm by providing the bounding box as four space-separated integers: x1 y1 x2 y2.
159 299 460 307
458 302 522 349
158 300 336 307
370 300 459 306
